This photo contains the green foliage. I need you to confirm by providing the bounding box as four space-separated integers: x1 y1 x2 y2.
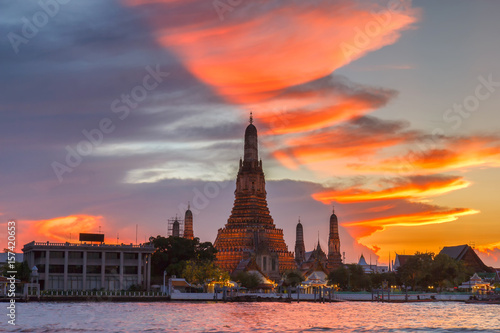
397 252 471 291
234 271 262 290
327 265 349 289
396 252 434 291
1 261 31 282
327 264 371 291
430 253 470 290
347 264 371 291
370 272 397 289
149 235 217 279
127 284 145 291
283 270 305 287
182 260 230 290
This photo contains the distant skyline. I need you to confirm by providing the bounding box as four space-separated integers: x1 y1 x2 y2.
1 0 500 266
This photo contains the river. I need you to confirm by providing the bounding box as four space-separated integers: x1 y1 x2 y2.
3 301 499 332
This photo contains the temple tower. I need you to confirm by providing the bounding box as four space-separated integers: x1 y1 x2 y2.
214 114 296 278
327 206 342 271
295 219 305 264
172 218 180 237
184 203 194 240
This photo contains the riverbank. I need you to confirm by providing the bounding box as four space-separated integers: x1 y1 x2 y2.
3 292 475 303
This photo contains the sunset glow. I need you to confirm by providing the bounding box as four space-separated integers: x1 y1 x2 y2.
2 0 500 268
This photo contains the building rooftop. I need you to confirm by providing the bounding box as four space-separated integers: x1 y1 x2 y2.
22 241 155 251
439 245 469 260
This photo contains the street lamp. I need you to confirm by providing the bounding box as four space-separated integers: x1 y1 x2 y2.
163 270 167 295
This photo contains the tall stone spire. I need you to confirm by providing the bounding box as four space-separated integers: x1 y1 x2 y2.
295 218 305 264
327 205 342 271
184 202 194 240
172 217 180 238
244 112 258 162
214 118 296 278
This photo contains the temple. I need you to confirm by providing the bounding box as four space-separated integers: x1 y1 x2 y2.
184 203 194 240
294 219 306 264
295 208 343 274
327 206 342 271
214 115 296 279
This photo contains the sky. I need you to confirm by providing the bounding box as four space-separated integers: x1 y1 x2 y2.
1 0 500 267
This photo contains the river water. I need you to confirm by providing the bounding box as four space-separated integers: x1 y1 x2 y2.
3 301 499 332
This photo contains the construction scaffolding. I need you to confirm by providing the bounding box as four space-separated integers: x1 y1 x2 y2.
167 216 184 237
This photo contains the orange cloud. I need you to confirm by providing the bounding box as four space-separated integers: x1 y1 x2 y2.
343 207 479 239
271 115 417 170
254 79 398 135
15 215 135 247
25 215 104 243
351 136 500 174
476 243 500 266
313 175 470 204
125 0 419 104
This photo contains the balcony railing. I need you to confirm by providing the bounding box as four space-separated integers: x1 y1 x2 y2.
23 241 154 249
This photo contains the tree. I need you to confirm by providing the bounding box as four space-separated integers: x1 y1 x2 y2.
149 235 217 280
430 253 470 291
183 260 230 291
234 271 261 290
328 264 370 291
347 264 371 291
327 265 349 289
1 261 31 282
397 252 434 290
283 270 304 287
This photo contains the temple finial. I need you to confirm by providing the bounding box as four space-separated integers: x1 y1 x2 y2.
332 204 335 214
249 111 253 124
188 201 190 210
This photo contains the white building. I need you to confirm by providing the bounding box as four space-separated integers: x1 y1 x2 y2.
357 254 389 274
22 241 155 291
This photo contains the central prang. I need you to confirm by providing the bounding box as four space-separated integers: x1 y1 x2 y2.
214 116 296 280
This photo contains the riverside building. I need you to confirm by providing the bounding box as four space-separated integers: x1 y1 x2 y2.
22 235 155 291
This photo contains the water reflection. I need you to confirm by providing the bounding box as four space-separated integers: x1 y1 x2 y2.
7 302 500 332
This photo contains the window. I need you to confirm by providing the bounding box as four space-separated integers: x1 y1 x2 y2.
48 275 64 290
68 265 83 274
67 276 82 290
105 252 119 260
124 253 138 260
87 252 102 260
68 252 83 259
34 251 46 259
86 276 101 290
87 265 101 274
49 265 64 274
124 266 138 275
272 258 276 271
263 256 267 271
50 251 64 259
105 265 119 274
